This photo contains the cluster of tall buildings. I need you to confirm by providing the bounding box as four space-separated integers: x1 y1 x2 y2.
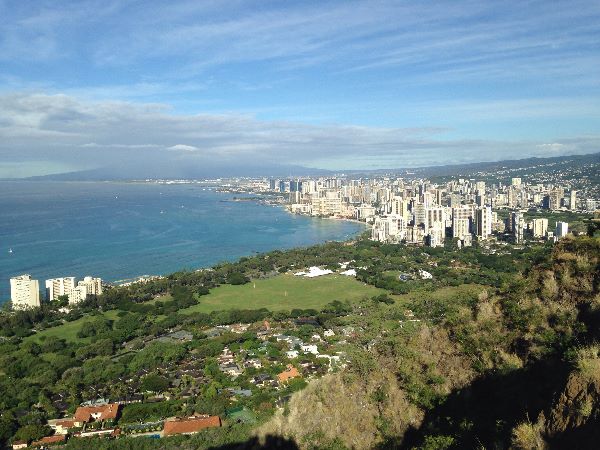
267 175 589 247
9 275 102 310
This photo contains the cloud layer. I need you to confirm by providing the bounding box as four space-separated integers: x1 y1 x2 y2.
1 93 598 177
0 1 599 176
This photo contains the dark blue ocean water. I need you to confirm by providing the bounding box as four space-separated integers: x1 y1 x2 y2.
0 181 364 301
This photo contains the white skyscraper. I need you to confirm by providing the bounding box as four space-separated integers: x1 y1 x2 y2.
555 222 569 240
78 276 102 296
475 207 492 239
10 275 41 310
67 276 103 304
452 206 472 239
45 277 76 301
532 218 548 238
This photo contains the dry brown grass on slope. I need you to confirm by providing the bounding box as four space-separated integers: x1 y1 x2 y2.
255 372 423 450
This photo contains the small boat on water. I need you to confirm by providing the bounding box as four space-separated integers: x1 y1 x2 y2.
8 248 13 254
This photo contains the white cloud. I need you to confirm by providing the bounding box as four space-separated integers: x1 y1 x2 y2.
167 144 199 152
0 92 598 175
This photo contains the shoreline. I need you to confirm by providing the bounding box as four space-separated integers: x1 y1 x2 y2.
1 184 366 299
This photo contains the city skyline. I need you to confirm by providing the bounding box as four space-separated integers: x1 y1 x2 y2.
1 0 600 178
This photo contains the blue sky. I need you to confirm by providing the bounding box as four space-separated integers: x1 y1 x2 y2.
1 0 599 176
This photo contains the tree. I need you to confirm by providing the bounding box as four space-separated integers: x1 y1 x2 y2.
227 272 249 285
13 424 52 443
141 374 170 393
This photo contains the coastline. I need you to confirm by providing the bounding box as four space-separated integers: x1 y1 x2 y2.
0 181 365 300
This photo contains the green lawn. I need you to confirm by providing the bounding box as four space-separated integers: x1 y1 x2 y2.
179 273 384 314
26 309 121 343
391 283 488 305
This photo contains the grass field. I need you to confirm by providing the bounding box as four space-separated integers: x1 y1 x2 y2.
26 309 121 343
391 283 488 305
179 274 384 314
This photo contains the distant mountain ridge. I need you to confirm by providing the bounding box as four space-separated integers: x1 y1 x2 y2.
18 151 599 181
339 151 599 178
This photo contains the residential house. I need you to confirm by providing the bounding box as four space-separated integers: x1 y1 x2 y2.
163 415 221 436
286 350 299 359
73 403 120 427
301 344 319 355
277 365 301 383
48 418 78 435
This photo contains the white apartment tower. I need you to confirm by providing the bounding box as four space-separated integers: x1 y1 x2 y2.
512 212 525 244
475 207 493 239
45 277 76 301
452 206 472 239
532 218 549 238
555 222 569 240
78 276 102 296
10 275 40 310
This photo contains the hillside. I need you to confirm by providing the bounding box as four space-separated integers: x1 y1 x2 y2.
256 237 600 449
0 237 598 449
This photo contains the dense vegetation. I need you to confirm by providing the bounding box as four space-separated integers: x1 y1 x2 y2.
0 235 598 449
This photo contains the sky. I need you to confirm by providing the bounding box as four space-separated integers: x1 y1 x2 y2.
1 0 599 177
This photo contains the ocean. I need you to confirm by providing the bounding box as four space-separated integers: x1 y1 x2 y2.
0 181 365 302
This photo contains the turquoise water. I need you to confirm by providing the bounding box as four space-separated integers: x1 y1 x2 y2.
0 181 364 301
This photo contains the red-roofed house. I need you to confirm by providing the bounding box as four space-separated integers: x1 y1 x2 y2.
30 435 66 447
48 418 78 435
163 415 221 436
73 403 120 426
277 364 301 383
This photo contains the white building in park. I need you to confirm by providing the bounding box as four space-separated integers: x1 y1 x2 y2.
531 218 549 238
67 276 103 304
78 276 103 295
45 277 76 301
555 222 569 241
10 274 40 310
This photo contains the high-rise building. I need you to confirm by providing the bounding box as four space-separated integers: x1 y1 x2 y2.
68 284 91 304
511 211 525 243
475 193 485 207
390 196 410 221
531 218 548 238
77 276 102 296
570 190 577 210
511 178 522 186
475 207 492 239
555 222 569 240
452 206 472 239
45 277 76 301
10 275 40 310
544 189 563 210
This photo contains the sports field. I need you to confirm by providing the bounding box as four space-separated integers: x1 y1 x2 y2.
26 309 121 343
179 273 384 314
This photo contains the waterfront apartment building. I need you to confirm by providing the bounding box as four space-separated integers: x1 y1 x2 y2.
78 276 102 296
10 275 40 310
66 276 102 304
45 277 76 301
